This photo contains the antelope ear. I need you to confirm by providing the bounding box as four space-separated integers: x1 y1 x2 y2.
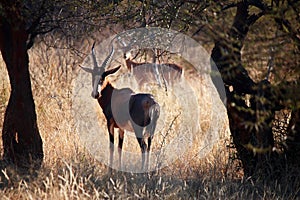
79 65 93 73
102 65 121 79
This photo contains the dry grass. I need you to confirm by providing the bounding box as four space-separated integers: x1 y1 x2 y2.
0 40 299 199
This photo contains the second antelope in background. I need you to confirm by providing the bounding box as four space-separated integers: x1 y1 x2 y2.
124 50 183 88
86 43 160 171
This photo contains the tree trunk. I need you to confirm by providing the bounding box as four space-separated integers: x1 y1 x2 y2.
286 109 300 165
0 13 43 169
211 2 275 176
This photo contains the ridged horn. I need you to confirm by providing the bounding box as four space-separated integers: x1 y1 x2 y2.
91 43 115 98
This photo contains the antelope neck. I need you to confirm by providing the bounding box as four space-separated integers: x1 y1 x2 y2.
98 82 114 107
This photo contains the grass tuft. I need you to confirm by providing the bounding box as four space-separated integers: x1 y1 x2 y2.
0 40 299 199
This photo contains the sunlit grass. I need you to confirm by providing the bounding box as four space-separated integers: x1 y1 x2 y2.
0 40 299 199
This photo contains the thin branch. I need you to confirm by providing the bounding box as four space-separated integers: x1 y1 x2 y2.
248 0 270 11
221 2 238 11
247 11 265 26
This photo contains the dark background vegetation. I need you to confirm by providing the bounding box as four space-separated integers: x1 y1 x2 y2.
0 0 299 199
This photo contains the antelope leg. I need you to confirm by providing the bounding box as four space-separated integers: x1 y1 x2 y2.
118 129 124 170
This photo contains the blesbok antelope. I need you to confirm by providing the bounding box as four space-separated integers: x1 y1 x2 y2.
124 51 183 87
84 43 160 171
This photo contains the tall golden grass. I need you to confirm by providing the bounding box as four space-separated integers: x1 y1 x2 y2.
0 39 299 199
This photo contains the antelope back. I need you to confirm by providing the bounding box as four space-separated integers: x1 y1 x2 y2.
110 88 135 132
159 63 183 85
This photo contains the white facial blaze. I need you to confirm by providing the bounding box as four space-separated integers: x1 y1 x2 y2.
91 45 115 98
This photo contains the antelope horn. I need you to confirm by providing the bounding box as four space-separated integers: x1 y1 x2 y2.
91 43 115 98
91 42 99 70
100 45 115 70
